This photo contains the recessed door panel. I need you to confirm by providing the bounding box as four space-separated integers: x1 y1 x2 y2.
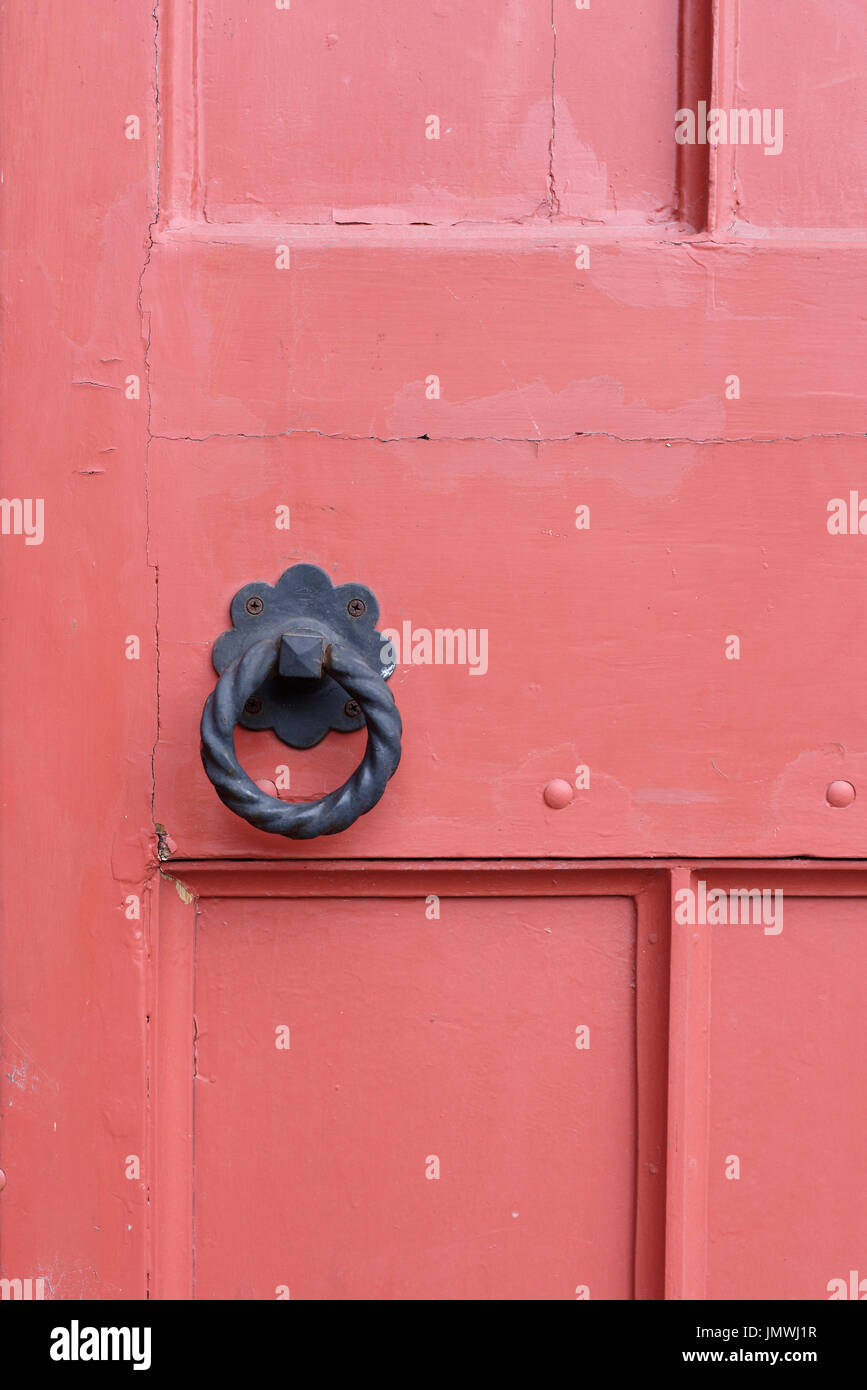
706 883 867 1300
189 878 649 1300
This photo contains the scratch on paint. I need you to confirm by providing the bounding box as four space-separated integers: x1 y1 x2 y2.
8 1059 27 1089
2 1026 60 1090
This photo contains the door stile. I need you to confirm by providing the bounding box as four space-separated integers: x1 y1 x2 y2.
150 871 197 1299
664 867 712 1300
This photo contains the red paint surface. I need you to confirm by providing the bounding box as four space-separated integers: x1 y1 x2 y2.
195 889 637 1299
152 435 867 860
0 0 156 1298
146 233 864 443
1 0 866 1302
706 882 867 1300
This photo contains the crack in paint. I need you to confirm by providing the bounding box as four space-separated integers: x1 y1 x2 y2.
192 0 201 218
141 0 162 848
150 429 865 447
141 0 162 1308
547 2 559 216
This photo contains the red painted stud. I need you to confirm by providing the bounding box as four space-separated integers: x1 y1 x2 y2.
543 779 574 809
826 780 856 808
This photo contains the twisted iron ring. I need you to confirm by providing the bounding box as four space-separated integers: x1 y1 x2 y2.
200 637 402 838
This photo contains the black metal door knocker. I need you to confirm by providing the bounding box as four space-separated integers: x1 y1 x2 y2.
200 564 401 838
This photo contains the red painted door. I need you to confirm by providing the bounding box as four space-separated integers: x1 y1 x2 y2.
1 0 866 1301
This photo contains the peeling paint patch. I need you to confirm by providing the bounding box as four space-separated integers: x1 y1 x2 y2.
174 880 195 906
154 823 177 860
159 869 197 906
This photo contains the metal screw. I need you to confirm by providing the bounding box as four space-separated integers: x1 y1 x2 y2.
344 700 361 720
245 595 265 616
346 598 366 618
244 697 263 716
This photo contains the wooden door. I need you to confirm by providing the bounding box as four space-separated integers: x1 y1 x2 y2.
1 0 865 1301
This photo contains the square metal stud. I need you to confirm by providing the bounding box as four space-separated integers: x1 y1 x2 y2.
279 631 326 680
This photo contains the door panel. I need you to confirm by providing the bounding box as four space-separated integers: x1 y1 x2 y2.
706 877 867 1300
720 0 867 228
197 892 635 1300
183 0 688 227
156 864 668 1300
552 0 683 223
196 0 553 224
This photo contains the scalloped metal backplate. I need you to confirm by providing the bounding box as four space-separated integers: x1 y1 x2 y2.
211 563 396 750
